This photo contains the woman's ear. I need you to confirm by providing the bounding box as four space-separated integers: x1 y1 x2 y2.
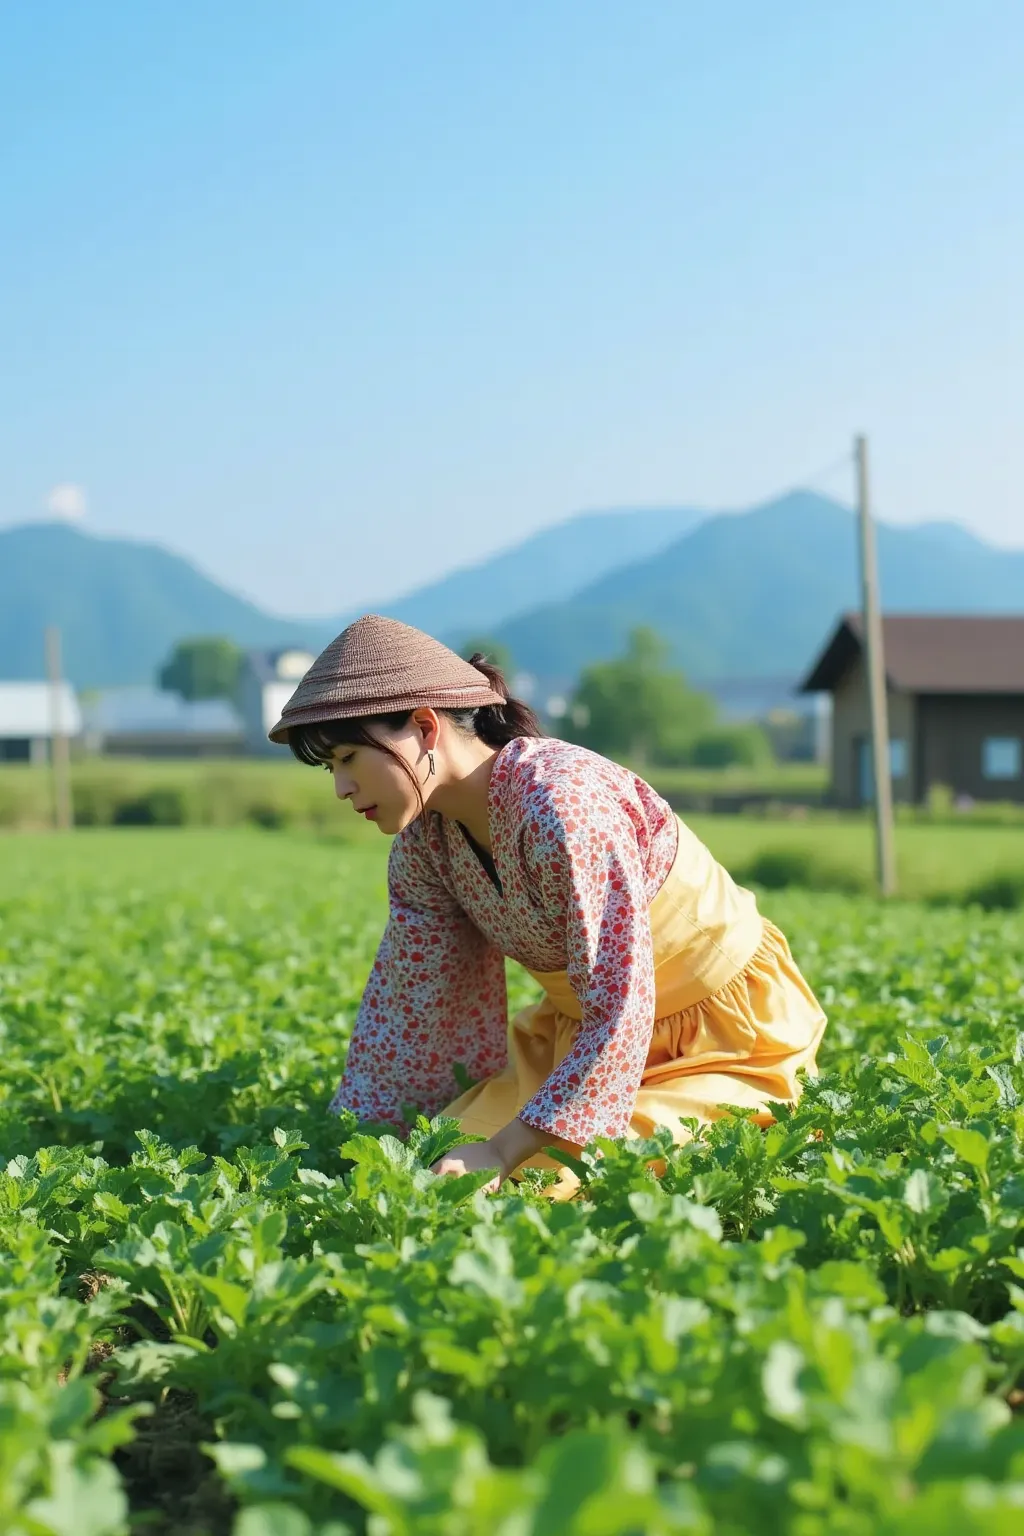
412 708 441 751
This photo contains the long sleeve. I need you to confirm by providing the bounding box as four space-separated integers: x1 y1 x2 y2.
329 823 509 1128
516 777 657 1144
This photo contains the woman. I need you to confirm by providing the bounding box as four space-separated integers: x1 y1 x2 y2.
269 614 827 1197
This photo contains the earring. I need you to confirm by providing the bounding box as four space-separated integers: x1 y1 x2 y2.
427 751 436 778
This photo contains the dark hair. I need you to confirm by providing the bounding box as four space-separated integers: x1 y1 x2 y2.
287 654 545 811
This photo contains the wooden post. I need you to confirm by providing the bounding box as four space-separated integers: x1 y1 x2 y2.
855 436 896 895
45 626 73 831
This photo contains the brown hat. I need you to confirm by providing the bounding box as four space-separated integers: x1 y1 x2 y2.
267 614 506 744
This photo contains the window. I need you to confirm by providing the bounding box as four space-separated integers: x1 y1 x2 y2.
856 737 908 802
982 737 1022 780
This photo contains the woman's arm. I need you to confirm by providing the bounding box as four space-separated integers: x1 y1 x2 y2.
432 774 658 1188
331 824 509 1128
516 780 657 1146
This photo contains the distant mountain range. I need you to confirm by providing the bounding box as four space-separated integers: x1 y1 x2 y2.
0 510 702 689
1 495 1021 690
0 522 319 689
492 492 1024 681
347 507 705 639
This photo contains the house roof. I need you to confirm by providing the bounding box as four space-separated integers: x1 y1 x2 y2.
80 687 243 736
0 682 82 739
800 614 1024 695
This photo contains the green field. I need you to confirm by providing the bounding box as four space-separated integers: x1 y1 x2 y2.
5 757 1024 908
687 814 1024 902
2 829 1024 1534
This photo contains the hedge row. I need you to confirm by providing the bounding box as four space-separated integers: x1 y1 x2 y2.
4 761 1024 907
732 845 1024 909
0 760 369 838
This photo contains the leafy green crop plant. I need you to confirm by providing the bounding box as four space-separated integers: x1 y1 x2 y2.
2 832 1024 1532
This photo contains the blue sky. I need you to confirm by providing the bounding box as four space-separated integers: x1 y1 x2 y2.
2 1 1021 616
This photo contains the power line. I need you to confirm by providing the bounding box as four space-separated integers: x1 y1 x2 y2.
755 449 855 510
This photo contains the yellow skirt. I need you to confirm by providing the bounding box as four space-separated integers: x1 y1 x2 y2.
443 918 827 1199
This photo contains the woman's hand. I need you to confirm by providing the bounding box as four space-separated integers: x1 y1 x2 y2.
430 1119 554 1195
430 1138 505 1194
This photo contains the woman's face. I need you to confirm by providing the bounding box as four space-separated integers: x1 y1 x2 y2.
329 720 429 834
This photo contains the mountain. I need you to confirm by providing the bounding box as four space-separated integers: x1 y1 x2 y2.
0 508 703 689
492 492 1024 682
343 507 705 639
0 522 325 689
4 497 1021 692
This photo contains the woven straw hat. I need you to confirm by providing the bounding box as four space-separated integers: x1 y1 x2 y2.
267 614 506 744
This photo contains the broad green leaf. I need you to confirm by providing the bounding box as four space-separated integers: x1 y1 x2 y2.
48 1378 99 1439
92 1191 131 1222
985 1063 1020 1108
25 1446 129 1536
285 1446 404 1513
206 1441 268 1478
422 1339 490 1386
762 1341 807 1424
927 1247 973 1274
941 1127 991 1171
234 1505 313 1536
197 1274 250 1327
905 1168 946 1216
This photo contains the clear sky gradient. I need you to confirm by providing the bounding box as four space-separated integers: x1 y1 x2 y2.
2 1 1021 616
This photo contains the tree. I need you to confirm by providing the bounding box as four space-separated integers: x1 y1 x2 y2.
689 723 773 769
158 637 243 703
568 627 716 766
459 636 515 678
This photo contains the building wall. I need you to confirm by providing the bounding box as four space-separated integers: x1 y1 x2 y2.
916 694 1024 803
237 671 272 755
261 681 299 741
237 674 295 756
0 737 67 763
829 665 1024 805
829 659 916 807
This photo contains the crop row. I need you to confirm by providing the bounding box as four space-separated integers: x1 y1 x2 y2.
1 832 1023 1533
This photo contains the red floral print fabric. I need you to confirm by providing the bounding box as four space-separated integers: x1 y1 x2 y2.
329 737 679 1140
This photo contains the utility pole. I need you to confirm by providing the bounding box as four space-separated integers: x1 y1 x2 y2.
45 626 73 831
855 435 896 895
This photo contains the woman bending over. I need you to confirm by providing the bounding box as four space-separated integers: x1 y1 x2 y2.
270 615 827 1197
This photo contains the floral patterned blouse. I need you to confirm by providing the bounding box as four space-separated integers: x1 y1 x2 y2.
330 736 680 1143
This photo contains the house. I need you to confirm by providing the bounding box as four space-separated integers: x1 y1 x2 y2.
80 688 244 757
0 681 82 762
800 614 1024 806
238 649 316 755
